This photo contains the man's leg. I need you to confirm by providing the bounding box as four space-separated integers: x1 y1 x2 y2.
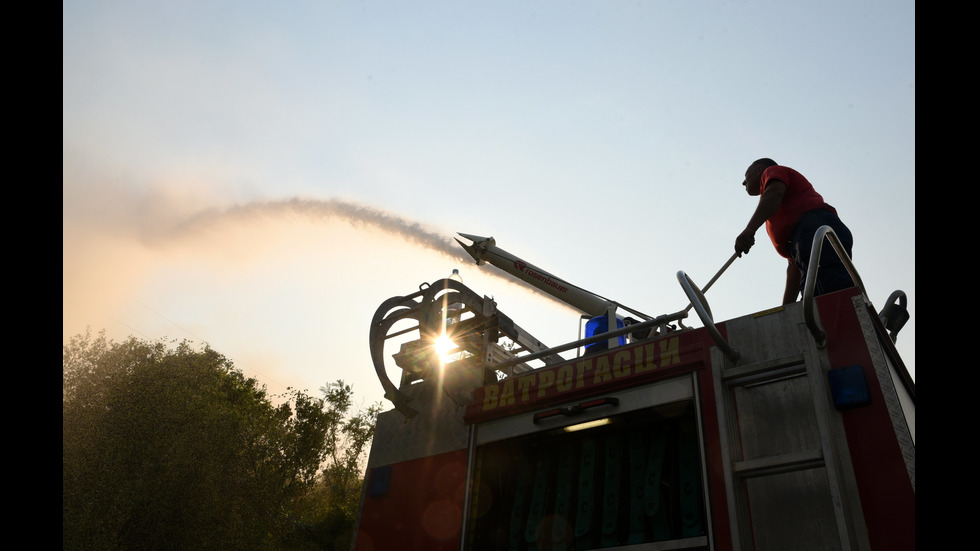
793 210 855 297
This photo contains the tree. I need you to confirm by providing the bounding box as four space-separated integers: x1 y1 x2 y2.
285 381 382 551
63 331 337 551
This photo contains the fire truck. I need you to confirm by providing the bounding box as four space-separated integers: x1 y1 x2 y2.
352 230 914 551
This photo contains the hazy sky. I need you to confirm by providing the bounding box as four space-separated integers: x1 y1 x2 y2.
63 1 915 409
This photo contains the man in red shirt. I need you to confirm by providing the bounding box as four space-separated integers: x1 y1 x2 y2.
734 158 854 305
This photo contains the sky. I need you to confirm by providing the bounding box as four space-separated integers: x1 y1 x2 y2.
63 0 915 411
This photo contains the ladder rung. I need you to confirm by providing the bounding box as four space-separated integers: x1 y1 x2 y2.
733 449 824 479
722 353 806 386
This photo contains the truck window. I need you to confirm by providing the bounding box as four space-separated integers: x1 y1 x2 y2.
466 401 707 551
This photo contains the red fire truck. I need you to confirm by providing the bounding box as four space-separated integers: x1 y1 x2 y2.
353 231 914 551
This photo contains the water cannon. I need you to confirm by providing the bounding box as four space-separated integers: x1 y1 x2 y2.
456 232 668 354
455 233 618 317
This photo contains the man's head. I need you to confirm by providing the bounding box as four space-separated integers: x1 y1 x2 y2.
742 158 777 196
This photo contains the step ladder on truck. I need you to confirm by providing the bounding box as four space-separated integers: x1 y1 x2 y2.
352 228 914 551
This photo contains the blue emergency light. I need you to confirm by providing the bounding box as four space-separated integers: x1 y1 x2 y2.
584 315 626 353
828 364 871 410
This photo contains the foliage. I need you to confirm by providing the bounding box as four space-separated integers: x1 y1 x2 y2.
285 381 382 551
63 330 380 551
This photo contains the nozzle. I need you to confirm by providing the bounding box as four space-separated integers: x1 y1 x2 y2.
455 233 494 266
455 232 494 246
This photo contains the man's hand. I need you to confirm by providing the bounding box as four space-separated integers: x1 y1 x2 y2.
735 179 785 257
735 230 755 257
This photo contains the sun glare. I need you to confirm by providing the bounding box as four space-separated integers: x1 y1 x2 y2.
434 334 458 364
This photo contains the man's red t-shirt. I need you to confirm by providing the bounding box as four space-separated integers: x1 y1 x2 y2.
761 165 836 258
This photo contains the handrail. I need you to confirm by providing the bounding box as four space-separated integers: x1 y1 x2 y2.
677 270 741 364
488 308 691 372
802 225 868 348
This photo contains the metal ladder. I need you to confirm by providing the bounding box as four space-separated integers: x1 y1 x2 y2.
709 304 868 551
674 226 913 551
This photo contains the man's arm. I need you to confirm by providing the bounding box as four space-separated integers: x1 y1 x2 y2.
783 260 802 304
735 180 787 256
